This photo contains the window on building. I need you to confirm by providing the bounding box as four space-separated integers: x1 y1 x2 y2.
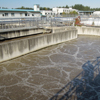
2 14 4 16
32 14 34 16
11 13 14 16
25 13 27 16
5 13 8 16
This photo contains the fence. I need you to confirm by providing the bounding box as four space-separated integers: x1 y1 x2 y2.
1 15 100 30
50 57 100 100
0 17 76 30
0 17 40 29
80 14 100 26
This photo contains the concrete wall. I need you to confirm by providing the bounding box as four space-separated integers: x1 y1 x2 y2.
52 27 76 33
0 29 77 62
0 28 45 40
77 26 100 36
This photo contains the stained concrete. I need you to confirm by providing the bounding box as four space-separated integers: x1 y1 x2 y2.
0 35 100 100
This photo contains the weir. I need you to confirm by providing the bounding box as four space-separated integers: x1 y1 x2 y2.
0 27 51 40
77 26 100 36
0 28 77 63
1 25 100 63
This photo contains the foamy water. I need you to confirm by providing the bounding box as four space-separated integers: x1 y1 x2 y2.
0 35 100 100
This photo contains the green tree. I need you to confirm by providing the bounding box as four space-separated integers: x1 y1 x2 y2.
72 4 91 11
84 6 90 11
40 7 52 10
16 6 33 10
65 5 69 8
62 12 66 17
69 11 78 15
62 12 66 15
58 6 61 8
72 4 84 10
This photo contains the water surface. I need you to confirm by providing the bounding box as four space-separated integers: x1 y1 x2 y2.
0 35 100 100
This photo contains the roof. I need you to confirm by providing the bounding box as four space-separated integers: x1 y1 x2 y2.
0 9 40 13
79 10 94 13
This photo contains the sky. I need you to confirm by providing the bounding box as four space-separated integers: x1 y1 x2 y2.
0 0 100 9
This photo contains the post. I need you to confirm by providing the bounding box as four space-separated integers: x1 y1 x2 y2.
51 18 52 27
19 18 20 27
36 18 38 28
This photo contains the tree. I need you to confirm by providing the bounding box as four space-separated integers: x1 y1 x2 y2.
44 7 47 10
62 12 66 15
65 5 69 8
84 6 90 11
62 12 66 17
58 5 69 8
69 11 78 15
16 6 33 10
72 4 91 11
2 7 8 9
40 7 52 10
72 4 84 10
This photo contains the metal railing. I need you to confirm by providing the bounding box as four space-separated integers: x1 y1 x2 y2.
0 17 76 30
50 57 100 100
80 14 100 26
1 15 100 30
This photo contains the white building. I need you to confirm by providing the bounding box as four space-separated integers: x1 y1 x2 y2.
41 7 78 17
0 5 79 18
0 4 41 18
52 7 78 15
41 10 56 17
34 4 40 11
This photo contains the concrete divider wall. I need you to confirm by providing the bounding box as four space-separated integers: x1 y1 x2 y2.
0 28 44 40
77 26 100 36
52 26 76 33
0 30 77 62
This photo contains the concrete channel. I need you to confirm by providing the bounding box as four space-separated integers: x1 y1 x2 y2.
0 26 77 63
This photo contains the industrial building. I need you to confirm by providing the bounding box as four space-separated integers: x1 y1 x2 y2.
0 4 41 18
